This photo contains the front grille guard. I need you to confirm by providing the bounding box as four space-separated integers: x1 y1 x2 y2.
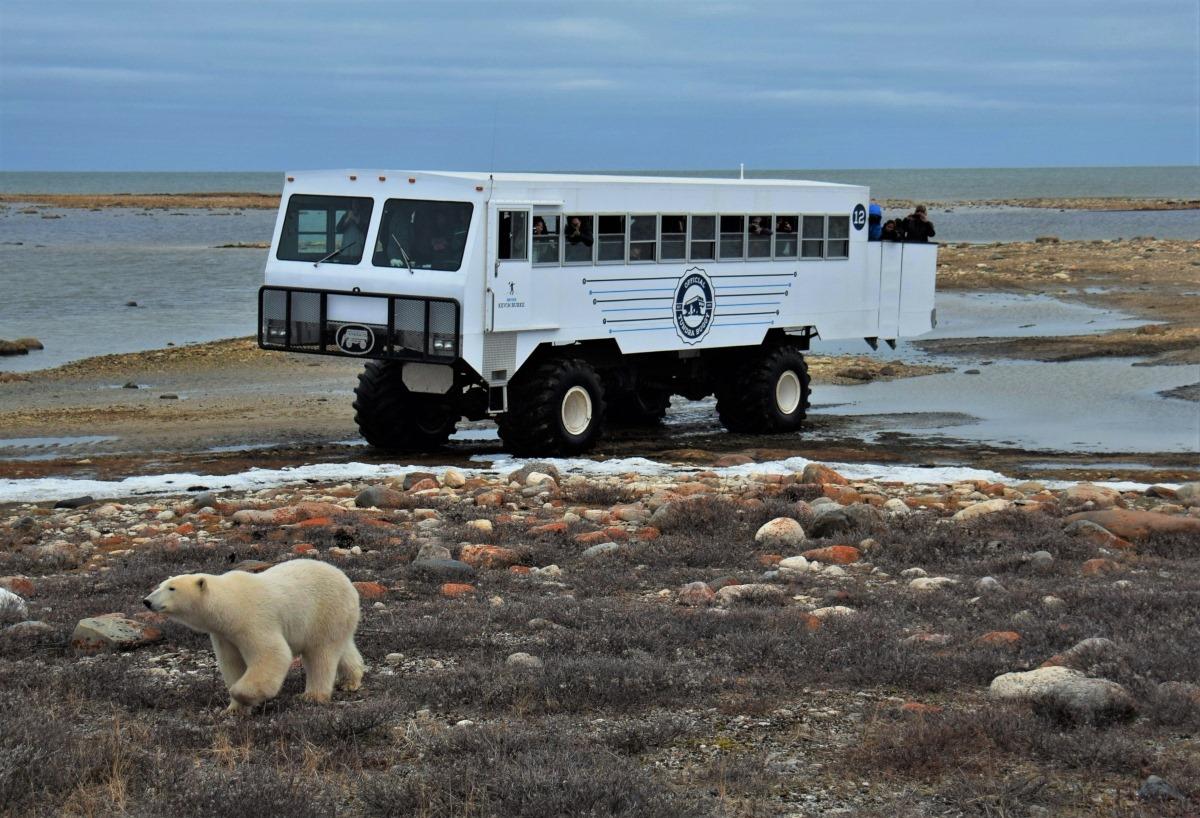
258 286 460 361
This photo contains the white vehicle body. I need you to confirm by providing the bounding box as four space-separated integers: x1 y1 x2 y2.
259 170 937 452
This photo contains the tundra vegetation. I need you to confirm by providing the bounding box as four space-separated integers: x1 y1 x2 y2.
1 465 1197 817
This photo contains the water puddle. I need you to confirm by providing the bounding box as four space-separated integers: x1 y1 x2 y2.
809 359 1199 453
810 291 1152 363
0 435 120 461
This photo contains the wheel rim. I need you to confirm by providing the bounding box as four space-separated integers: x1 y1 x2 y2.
561 386 593 436
775 370 802 415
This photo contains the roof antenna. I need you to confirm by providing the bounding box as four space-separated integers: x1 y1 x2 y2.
739 163 744 180
489 104 498 174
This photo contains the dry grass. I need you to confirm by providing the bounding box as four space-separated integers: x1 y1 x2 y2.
1 492 1197 816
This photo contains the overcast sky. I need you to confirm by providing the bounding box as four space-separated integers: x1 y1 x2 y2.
1 0 1197 171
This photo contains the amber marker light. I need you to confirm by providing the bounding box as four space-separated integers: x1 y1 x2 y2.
349 175 357 181
408 177 416 183
475 185 484 191
286 176 294 182
379 176 386 182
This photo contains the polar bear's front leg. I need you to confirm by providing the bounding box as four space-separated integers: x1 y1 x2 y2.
210 634 247 688
228 636 292 708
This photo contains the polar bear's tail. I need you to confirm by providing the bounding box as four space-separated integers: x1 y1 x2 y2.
336 641 365 692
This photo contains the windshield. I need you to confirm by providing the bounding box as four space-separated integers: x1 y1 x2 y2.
373 199 472 272
276 194 373 264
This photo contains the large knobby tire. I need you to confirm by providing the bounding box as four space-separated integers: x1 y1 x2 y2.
353 361 458 451
607 387 672 427
715 346 810 434
497 357 607 455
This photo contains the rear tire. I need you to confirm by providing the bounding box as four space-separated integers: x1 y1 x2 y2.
497 357 606 455
715 346 810 434
353 361 458 451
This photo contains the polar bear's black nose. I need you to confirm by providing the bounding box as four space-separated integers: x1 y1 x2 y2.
143 598 153 610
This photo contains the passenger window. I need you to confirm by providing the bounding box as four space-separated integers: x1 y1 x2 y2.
774 215 798 259
801 215 825 258
719 215 744 259
689 215 715 260
747 214 772 258
660 215 686 261
498 210 527 261
597 215 625 263
827 215 850 258
628 214 656 262
532 214 560 265
564 215 594 264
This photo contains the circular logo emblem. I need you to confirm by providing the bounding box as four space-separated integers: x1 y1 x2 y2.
335 324 375 355
852 203 867 231
674 267 714 345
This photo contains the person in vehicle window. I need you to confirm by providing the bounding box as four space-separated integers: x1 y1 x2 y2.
749 216 772 236
533 216 548 235
337 202 367 255
901 205 935 242
566 216 594 247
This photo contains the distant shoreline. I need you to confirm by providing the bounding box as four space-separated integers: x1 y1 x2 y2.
2 192 1196 212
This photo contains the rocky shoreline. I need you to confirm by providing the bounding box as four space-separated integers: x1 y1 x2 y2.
4 192 1197 213
2 462 1197 815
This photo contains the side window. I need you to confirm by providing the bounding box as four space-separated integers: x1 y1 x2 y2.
498 211 528 261
690 215 715 260
747 214 772 258
801 215 825 258
597 215 626 263
719 215 744 259
827 215 850 258
628 214 656 262
774 215 798 259
532 214 560 265
660 215 686 261
564 215 594 263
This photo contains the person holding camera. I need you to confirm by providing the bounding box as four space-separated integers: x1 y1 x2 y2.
902 204 936 243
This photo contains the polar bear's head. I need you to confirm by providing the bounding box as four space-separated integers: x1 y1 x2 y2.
144 574 208 620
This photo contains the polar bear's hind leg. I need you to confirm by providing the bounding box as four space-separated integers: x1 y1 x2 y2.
336 642 364 692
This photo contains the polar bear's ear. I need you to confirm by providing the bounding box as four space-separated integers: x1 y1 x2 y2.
196 577 206 591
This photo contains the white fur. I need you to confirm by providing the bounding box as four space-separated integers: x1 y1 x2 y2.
145 559 363 711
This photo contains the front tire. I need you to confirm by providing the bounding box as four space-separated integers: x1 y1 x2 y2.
353 361 458 451
715 346 810 434
497 357 607 455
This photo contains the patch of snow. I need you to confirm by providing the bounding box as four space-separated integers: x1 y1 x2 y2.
0 454 1175 504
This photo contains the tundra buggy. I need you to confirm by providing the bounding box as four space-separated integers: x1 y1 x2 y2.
259 171 937 455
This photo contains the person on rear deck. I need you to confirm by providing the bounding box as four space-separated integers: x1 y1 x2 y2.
868 202 883 240
902 205 936 243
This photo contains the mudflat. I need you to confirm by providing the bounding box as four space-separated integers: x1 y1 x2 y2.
1 237 1196 486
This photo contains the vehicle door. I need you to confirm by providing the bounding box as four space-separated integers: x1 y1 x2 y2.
486 201 563 332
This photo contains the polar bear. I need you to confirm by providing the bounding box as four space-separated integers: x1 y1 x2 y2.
144 559 364 711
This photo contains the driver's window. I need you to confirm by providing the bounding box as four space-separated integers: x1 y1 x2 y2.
499 211 528 261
